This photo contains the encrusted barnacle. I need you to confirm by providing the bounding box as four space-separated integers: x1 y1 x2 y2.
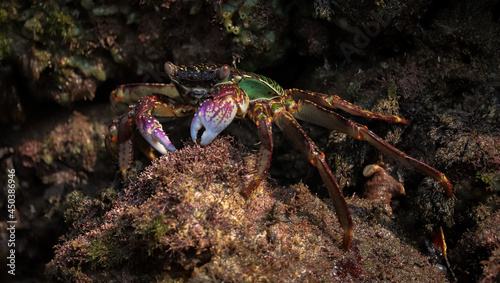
363 164 405 207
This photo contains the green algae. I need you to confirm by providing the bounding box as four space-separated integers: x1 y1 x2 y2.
65 56 107 81
87 233 127 269
220 0 289 69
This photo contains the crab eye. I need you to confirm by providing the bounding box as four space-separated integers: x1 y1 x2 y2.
165 62 177 77
218 64 231 81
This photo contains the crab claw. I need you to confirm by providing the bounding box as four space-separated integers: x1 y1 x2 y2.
191 84 249 145
136 114 176 154
134 96 177 154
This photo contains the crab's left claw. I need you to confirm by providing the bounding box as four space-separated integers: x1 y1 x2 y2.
191 84 249 145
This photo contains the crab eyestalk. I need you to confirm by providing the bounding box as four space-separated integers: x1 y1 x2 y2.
191 84 249 145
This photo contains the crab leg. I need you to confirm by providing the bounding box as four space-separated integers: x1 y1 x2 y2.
287 88 407 124
111 83 181 105
241 103 274 197
105 113 135 177
271 102 353 250
290 100 453 196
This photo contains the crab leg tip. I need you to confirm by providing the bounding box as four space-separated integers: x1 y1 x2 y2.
441 175 453 196
343 231 353 250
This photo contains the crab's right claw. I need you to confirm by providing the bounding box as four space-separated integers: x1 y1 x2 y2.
134 96 177 154
136 113 176 154
191 84 249 145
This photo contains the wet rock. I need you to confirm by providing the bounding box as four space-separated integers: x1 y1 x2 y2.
45 138 447 282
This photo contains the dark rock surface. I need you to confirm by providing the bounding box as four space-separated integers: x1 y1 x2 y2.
0 1 499 282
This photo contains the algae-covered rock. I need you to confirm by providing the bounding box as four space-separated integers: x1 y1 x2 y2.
45 137 447 282
0 0 293 124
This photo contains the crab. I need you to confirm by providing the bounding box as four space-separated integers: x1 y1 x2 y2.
106 61 453 250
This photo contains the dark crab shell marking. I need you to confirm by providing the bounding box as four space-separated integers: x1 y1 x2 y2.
172 63 230 89
177 64 221 81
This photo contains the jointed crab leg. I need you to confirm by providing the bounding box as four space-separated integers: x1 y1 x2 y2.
105 113 135 176
111 83 182 105
290 100 453 196
271 101 354 249
287 88 407 124
111 83 182 114
241 103 274 197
